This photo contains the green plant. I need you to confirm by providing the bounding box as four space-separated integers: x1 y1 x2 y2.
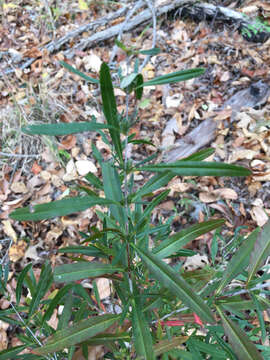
2 50 269 359
241 17 270 42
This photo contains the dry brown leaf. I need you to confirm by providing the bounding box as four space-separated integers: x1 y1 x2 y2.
10 182 28 194
96 278 112 300
75 160 97 176
2 220 17 242
9 240 27 262
250 206 268 227
183 254 209 271
59 135 77 150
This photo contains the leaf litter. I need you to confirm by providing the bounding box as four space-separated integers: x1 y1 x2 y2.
1 0 270 354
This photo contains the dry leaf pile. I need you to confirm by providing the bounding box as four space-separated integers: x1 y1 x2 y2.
0 0 270 354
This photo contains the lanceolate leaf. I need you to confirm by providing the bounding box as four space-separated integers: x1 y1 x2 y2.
10 196 116 221
217 307 264 360
248 218 270 284
182 148 215 161
137 68 205 87
22 122 110 136
133 172 175 200
29 261 53 318
153 219 225 259
137 161 251 177
60 60 99 84
100 62 122 162
54 262 123 283
34 314 120 355
0 345 33 360
132 295 155 360
58 245 108 258
154 336 189 357
216 228 260 295
131 244 215 324
102 162 127 228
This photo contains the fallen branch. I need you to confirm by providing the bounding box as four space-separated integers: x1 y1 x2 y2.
1 0 196 76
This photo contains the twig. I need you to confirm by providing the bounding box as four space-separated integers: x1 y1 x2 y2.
0 4 129 76
109 0 145 64
139 0 157 72
0 152 40 158
64 0 190 58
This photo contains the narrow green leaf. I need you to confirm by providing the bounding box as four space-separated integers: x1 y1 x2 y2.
0 345 30 360
132 289 155 359
250 293 266 342
10 196 116 221
58 245 107 258
100 62 122 161
217 307 264 360
132 244 215 323
137 161 251 177
134 73 143 100
84 332 130 345
137 68 205 87
133 172 175 200
54 262 123 283
182 148 215 161
153 219 225 259
120 73 137 89
34 314 120 355
22 122 110 136
101 162 127 228
248 218 270 283
60 60 99 84
216 228 260 294
42 284 74 324
84 172 103 190
29 261 53 318
139 47 161 56
154 336 188 357
136 190 170 230
16 263 32 305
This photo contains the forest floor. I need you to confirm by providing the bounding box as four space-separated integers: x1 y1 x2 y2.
1 0 270 355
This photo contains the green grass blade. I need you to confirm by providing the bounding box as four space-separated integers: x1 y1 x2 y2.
131 244 215 324
216 228 259 295
54 262 123 283
217 307 264 360
100 62 122 162
153 219 225 259
137 161 251 177
34 314 120 355
22 122 110 136
10 196 116 221
60 60 99 84
248 218 270 284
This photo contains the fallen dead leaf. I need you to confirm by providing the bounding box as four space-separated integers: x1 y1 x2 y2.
10 182 28 194
75 160 97 176
2 220 17 242
9 240 27 262
250 206 268 227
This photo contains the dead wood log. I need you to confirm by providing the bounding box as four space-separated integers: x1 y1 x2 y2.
164 80 270 162
1 0 196 76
